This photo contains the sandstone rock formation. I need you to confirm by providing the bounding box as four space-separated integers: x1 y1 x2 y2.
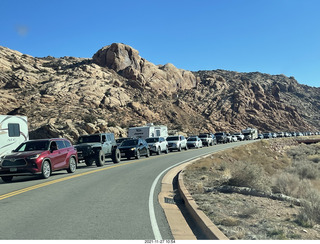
92 43 199 93
0 43 319 143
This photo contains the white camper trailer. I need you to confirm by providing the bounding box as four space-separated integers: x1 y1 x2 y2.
242 127 258 140
128 124 168 139
0 115 29 157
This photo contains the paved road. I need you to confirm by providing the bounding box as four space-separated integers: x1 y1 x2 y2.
0 140 253 240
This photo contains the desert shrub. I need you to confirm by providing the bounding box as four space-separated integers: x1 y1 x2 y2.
289 159 319 180
83 114 96 123
107 121 117 127
271 172 312 199
267 229 286 240
238 206 260 218
308 154 320 163
295 190 320 227
227 161 271 193
219 216 240 226
287 144 317 161
301 190 320 224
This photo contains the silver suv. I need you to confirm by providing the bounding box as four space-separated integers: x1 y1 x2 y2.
166 135 188 152
146 137 169 155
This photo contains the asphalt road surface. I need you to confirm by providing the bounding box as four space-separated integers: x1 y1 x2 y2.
0 140 254 240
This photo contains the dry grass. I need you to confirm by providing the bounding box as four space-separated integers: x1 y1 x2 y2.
183 137 320 239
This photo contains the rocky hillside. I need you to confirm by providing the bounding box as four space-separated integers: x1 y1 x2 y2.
0 43 319 143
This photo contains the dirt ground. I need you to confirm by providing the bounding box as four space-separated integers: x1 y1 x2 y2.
183 138 320 240
188 191 320 240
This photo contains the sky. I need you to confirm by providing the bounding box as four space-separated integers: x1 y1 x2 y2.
1 0 320 87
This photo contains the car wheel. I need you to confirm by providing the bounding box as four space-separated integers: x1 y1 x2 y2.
96 150 105 167
156 147 161 155
135 150 140 159
84 157 94 166
178 145 182 152
146 149 150 158
41 161 51 179
1 176 13 183
67 156 77 173
165 147 169 154
111 148 121 164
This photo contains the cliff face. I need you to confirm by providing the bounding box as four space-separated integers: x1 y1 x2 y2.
0 43 319 142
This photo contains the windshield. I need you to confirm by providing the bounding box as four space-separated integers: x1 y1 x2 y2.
215 133 224 136
146 138 159 143
121 139 138 146
15 140 50 152
116 138 129 143
187 137 197 141
199 134 208 138
166 136 179 141
78 135 101 144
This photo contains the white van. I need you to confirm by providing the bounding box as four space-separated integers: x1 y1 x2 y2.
0 115 29 158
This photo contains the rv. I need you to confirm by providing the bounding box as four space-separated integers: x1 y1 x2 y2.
242 127 258 140
0 115 29 157
128 124 168 140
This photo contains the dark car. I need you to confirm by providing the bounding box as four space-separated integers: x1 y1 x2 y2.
215 132 228 144
263 133 273 139
0 138 78 182
118 138 150 160
116 137 133 147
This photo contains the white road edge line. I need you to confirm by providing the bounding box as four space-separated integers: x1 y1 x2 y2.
148 151 214 240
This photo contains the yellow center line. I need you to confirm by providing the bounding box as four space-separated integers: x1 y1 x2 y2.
0 159 145 201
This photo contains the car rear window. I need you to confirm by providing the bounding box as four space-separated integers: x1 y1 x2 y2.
167 136 179 141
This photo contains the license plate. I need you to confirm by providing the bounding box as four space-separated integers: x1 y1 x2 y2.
10 168 17 172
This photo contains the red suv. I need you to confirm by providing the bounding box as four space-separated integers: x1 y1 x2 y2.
0 138 78 182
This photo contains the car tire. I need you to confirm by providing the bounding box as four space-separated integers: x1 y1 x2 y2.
1 176 13 183
156 147 161 155
111 148 121 164
40 161 51 179
67 156 77 173
84 157 94 166
146 149 150 158
178 145 182 152
96 150 105 167
165 147 169 154
135 150 140 159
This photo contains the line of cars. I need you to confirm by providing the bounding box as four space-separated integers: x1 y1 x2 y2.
259 131 319 139
115 132 220 160
2 128 317 183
